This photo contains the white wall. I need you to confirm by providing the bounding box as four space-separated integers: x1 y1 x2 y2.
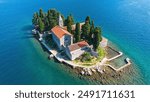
52 32 62 50
100 41 108 48
66 46 88 60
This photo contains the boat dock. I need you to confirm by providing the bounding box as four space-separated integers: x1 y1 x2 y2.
107 51 123 61
103 58 131 72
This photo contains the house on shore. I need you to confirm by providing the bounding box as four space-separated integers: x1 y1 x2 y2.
51 26 73 50
65 41 90 60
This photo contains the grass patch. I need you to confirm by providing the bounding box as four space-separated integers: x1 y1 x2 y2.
96 47 106 61
74 47 106 66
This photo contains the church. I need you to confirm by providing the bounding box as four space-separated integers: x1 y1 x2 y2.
51 15 90 60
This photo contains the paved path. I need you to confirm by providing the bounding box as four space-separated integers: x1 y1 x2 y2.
107 51 123 61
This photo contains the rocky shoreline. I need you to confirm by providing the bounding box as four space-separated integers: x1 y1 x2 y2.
32 29 136 85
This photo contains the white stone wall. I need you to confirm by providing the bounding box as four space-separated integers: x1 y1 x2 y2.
100 41 108 48
52 32 62 50
71 48 85 60
52 32 73 50
100 37 108 48
65 47 72 60
66 46 88 60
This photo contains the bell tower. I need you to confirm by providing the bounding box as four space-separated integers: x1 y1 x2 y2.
59 14 64 27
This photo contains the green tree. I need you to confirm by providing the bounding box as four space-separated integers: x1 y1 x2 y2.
82 52 92 62
50 19 57 29
89 20 95 44
67 22 72 33
69 14 74 25
65 15 74 26
47 9 59 29
32 12 39 25
66 16 73 33
81 21 90 40
39 8 45 20
93 27 102 50
85 16 91 24
44 17 50 31
75 23 81 42
38 17 45 33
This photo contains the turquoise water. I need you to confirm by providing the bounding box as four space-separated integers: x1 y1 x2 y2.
0 0 150 84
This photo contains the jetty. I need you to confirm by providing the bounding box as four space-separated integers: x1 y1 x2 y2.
103 58 131 72
107 51 123 61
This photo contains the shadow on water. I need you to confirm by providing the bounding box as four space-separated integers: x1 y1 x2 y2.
40 42 50 52
21 25 34 39
22 25 33 31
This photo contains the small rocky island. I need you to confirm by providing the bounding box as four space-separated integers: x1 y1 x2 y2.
32 9 131 83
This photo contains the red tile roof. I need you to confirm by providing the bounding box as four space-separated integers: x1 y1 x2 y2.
68 41 89 52
51 26 72 39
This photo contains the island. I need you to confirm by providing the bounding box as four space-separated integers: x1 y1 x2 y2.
31 9 132 83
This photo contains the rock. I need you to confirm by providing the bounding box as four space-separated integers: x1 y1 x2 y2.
91 69 96 73
32 29 37 34
87 70 92 76
49 54 54 58
81 71 85 75
98 69 103 74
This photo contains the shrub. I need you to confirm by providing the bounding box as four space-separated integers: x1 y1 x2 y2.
81 52 92 62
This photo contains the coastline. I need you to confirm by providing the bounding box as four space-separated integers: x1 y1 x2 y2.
0 0 148 85
32 29 136 85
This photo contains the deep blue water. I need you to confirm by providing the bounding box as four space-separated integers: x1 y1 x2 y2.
0 0 150 84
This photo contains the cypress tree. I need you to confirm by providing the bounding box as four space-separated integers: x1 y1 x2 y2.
69 14 74 25
66 16 73 33
45 17 49 31
89 20 95 44
47 9 59 29
65 15 74 26
93 27 102 50
32 12 39 25
85 16 91 24
39 8 45 20
67 22 72 33
38 17 45 33
81 21 90 40
75 23 81 42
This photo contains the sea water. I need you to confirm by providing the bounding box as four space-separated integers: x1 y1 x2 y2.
0 0 149 84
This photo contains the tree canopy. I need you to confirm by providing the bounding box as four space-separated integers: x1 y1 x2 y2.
32 8 62 32
85 16 91 24
89 20 95 44
75 23 81 42
93 27 102 50
32 12 39 25
81 21 90 40
38 17 45 33
32 9 102 50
